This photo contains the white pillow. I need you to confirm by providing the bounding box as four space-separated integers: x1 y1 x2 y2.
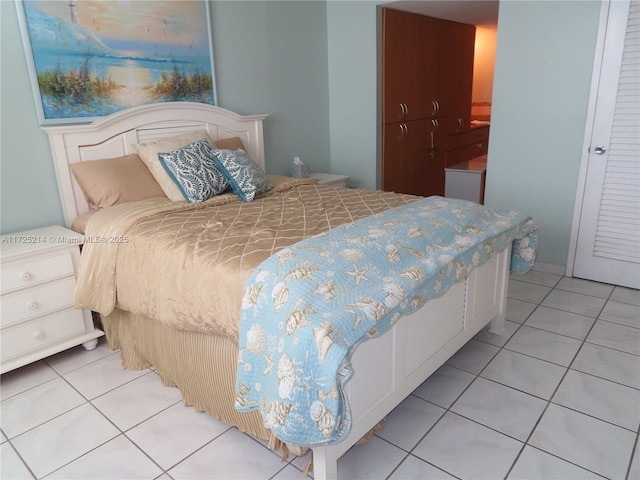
133 131 215 201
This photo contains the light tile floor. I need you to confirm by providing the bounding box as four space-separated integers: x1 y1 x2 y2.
1 272 639 479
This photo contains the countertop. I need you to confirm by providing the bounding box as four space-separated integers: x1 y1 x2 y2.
470 120 490 129
445 154 488 173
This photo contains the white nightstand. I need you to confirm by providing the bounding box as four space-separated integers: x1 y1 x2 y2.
310 173 351 188
1 225 104 373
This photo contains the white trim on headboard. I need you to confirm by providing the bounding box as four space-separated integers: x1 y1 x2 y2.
42 102 268 227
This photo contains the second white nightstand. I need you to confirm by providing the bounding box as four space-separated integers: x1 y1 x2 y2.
1 225 104 373
310 173 351 188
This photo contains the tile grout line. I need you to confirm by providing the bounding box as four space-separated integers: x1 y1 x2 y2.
377 286 532 479
503 284 620 480
50 366 170 479
386 277 633 480
15 360 178 478
2 436 39 480
625 431 639 480
2 275 636 479
461 285 542 479
293 275 559 478
379 276 556 479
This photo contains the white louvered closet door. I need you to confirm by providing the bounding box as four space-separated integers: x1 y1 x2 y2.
572 0 640 289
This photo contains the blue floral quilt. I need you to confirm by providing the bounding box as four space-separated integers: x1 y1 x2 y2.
235 196 537 446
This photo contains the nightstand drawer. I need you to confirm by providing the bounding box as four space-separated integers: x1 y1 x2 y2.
1 277 77 327
1 252 75 293
1 308 86 362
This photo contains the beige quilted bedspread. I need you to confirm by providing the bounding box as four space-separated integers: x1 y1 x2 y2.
75 177 418 341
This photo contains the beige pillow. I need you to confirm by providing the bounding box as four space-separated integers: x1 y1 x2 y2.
70 153 167 211
133 131 215 201
70 210 96 234
214 136 246 151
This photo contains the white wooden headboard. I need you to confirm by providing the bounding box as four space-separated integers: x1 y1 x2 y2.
42 102 268 227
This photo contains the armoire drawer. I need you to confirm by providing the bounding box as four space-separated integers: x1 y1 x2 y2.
468 126 490 144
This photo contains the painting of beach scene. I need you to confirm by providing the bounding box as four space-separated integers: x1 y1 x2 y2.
17 0 216 124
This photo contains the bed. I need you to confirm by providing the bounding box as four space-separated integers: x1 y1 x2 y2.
43 102 536 479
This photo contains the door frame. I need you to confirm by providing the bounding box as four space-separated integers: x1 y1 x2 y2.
565 0 613 277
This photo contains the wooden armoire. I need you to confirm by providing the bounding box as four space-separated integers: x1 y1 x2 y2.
381 8 477 197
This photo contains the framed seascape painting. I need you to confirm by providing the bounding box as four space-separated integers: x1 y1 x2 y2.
16 0 216 125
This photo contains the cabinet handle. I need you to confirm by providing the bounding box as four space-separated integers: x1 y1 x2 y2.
456 118 463 132
399 103 408 120
20 272 31 281
398 123 408 141
27 301 38 311
476 143 483 150
431 101 437 116
33 330 45 341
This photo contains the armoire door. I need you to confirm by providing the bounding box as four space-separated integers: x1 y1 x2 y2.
381 8 441 124
570 0 639 288
440 20 476 135
382 119 446 197
382 122 412 194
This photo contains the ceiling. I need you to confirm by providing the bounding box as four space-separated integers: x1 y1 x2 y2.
384 1 499 28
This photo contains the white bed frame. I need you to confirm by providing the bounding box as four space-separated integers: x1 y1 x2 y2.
43 102 509 480
43 102 268 226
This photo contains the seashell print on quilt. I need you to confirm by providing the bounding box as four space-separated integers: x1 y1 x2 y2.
236 196 538 446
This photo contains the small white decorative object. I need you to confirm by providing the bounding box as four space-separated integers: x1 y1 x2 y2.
291 156 309 178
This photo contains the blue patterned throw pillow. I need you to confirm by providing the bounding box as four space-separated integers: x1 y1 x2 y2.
211 149 273 202
157 139 229 203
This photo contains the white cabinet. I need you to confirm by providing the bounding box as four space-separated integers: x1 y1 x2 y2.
444 155 487 204
1 225 103 373
310 173 351 188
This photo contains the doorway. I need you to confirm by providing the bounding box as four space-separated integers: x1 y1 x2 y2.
378 1 499 195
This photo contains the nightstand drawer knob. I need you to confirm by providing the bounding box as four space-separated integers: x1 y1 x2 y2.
20 272 32 281
27 301 39 311
33 331 45 341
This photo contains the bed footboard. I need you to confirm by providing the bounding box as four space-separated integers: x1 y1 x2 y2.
311 245 511 480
